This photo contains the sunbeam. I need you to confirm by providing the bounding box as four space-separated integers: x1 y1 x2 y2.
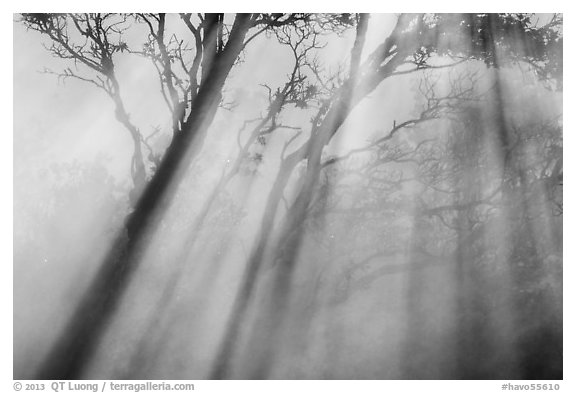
14 13 563 381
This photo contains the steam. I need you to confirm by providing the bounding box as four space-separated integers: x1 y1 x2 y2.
14 14 562 379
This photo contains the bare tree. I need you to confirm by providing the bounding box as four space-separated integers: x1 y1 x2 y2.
21 12 324 379
209 13 563 378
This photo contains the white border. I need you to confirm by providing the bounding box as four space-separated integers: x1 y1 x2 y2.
4 3 572 392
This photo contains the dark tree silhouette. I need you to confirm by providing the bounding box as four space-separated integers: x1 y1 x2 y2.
21 12 320 379
209 13 563 378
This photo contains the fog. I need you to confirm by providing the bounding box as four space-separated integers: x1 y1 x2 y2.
13 13 562 379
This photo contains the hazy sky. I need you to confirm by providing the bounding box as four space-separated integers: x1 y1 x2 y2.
13 14 403 185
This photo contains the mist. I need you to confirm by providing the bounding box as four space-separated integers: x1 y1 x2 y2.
13 13 562 380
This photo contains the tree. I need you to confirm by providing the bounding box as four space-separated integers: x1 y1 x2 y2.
208 13 563 378
20 12 321 379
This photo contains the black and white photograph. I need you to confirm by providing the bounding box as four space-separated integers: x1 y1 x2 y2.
12 9 564 383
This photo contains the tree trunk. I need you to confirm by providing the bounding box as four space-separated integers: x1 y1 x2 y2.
210 150 303 378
